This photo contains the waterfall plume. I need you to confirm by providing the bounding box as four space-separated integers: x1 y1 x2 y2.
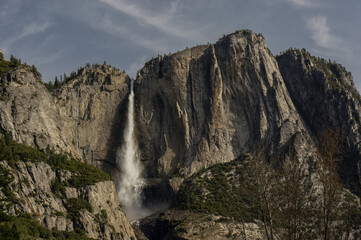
116 80 144 221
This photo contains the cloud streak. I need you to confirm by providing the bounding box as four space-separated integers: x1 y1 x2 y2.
91 17 170 53
3 21 53 48
286 0 314 7
1 20 53 57
17 21 53 40
97 0 205 42
306 15 341 49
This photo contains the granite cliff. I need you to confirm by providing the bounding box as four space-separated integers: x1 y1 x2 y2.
1 31 360 191
1 29 361 239
277 49 361 190
0 63 136 239
0 137 136 239
0 64 130 172
135 31 314 182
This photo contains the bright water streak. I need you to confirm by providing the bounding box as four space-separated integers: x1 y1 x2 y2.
116 80 144 221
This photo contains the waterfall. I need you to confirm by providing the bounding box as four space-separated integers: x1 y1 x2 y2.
116 80 144 221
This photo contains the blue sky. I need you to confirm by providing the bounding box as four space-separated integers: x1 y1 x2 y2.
1 0 360 90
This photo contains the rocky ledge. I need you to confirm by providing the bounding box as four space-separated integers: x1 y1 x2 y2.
0 137 136 239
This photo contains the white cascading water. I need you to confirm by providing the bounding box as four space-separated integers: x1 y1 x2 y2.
116 80 144 221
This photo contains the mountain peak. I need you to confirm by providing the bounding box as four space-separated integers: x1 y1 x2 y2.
216 29 266 47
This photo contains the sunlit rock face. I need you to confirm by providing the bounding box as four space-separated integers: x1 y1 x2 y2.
2 31 361 191
134 30 312 179
0 160 137 240
2 29 361 240
0 64 130 172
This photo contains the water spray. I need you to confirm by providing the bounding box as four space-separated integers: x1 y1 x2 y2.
116 80 144 221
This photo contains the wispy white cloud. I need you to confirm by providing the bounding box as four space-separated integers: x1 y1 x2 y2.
286 0 314 7
306 15 341 49
93 17 170 53
263 0 316 8
30 49 66 66
97 0 205 42
17 21 53 41
305 15 353 68
3 21 53 49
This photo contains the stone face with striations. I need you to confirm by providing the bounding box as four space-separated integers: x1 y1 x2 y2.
2 29 361 239
0 65 130 171
0 64 135 239
55 65 130 170
277 49 361 189
135 30 313 181
0 160 136 240
2 31 360 190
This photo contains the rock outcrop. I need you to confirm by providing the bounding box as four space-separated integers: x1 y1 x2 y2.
2 31 360 191
139 210 263 240
0 64 130 171
0 158 136 240
135 30 313 180
277 49 361 191
0 65 134 239
1 29 361 239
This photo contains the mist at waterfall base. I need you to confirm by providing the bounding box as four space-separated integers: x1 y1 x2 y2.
115 80 168 221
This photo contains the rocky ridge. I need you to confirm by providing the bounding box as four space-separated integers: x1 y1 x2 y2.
1 162 135 239
0 64 130 171
132 31 361 239
134 30 361 193
1 30 361 239
0 138 136 239
135 30 314 183
2 31 360 191
277 49 361 190
0 64 135 239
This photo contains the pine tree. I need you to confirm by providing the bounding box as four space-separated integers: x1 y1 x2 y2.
54 77 60 88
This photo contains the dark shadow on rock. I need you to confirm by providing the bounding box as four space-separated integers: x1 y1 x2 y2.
141 178 174 209
102 86 130 175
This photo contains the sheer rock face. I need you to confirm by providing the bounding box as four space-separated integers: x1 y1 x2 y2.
277 50 361 189
1 30 361 234
0 65 130 171
1 31 360 188
0 69 71 156
0 65 134 239
0 161 136 240
135 30 312 178
56 66 130 170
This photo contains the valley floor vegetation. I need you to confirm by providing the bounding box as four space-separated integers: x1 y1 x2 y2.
177 130 361 240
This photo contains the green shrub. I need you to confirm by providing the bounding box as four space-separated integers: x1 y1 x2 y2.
0 134 112 239
65 198 93 222
0 54 39 77
0 212 95 240
51 178 66 198
0 164 17 209
0 135 112 189
177 155 258 222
